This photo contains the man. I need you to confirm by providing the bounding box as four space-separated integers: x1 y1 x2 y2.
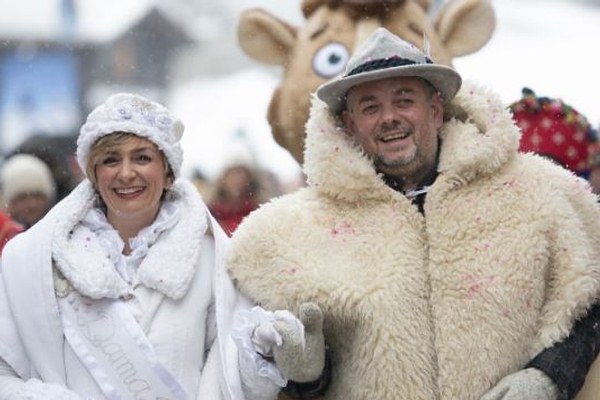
227 28 600 400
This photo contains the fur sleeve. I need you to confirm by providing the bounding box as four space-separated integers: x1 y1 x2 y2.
532 163 600 354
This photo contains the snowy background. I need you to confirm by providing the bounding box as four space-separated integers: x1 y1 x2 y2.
173 0 600 182
0 0 598 185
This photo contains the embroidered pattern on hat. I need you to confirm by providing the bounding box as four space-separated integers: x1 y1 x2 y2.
347 55 434 77
111 95 176 135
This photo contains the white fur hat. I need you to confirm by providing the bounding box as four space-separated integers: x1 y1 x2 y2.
1 154 56 204
77 93 185 178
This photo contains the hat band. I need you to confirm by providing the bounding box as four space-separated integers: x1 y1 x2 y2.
346 55 433 77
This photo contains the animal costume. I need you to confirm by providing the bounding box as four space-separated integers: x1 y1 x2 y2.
227 81 600 399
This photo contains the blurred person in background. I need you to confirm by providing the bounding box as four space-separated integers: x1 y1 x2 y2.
0 153 57 229
0 93 323 399
209 163 263 236
207 138 282 236
11 134 82 201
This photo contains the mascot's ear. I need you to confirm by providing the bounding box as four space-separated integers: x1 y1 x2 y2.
238 9 298 66
435 0 495 58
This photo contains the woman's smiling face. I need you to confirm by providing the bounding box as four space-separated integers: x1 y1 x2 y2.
94 134 171 228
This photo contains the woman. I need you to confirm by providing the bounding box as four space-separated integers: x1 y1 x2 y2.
0 93 298 399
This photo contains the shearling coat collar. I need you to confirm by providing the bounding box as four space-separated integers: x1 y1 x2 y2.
302 81 521 202
51 179 207 300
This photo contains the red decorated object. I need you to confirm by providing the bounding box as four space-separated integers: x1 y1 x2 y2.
0 211 23 255
510 88 592 175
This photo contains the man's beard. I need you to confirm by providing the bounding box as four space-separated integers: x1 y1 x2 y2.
373 146 420 177
374 145 418 167
373 120 419 173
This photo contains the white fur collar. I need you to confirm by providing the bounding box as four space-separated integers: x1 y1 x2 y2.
303 81 521 202
51 179 208 300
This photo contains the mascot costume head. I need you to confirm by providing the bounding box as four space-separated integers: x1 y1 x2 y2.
238 0 496 164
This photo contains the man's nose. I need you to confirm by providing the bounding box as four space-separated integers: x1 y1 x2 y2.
380 104 397 124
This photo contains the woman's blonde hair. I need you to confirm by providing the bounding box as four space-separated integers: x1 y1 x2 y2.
86 132 173 185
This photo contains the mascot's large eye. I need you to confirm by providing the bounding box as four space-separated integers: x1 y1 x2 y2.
312 42 349 78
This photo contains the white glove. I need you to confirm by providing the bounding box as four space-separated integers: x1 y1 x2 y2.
479 368 560 400
232 306 303 388
233 306 312 400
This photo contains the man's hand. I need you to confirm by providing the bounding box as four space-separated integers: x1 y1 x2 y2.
273 302 325 383
479 368 560 400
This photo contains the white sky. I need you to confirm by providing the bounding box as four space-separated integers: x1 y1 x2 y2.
454 0 599 127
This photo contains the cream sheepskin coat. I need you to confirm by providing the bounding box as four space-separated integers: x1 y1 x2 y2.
228 82 600 400
0 179 252 400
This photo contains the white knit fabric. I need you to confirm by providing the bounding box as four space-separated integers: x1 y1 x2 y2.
0 154 56 204
77 93 184 178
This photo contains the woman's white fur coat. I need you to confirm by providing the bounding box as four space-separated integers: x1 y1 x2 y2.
0 179 251 399
228 82 600 400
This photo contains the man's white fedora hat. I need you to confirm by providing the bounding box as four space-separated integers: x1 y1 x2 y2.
317 27 462 114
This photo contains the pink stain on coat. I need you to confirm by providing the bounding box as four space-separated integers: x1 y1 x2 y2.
331 221 356 238
466 275 498 299
474 241 491 253
282 266 297 275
